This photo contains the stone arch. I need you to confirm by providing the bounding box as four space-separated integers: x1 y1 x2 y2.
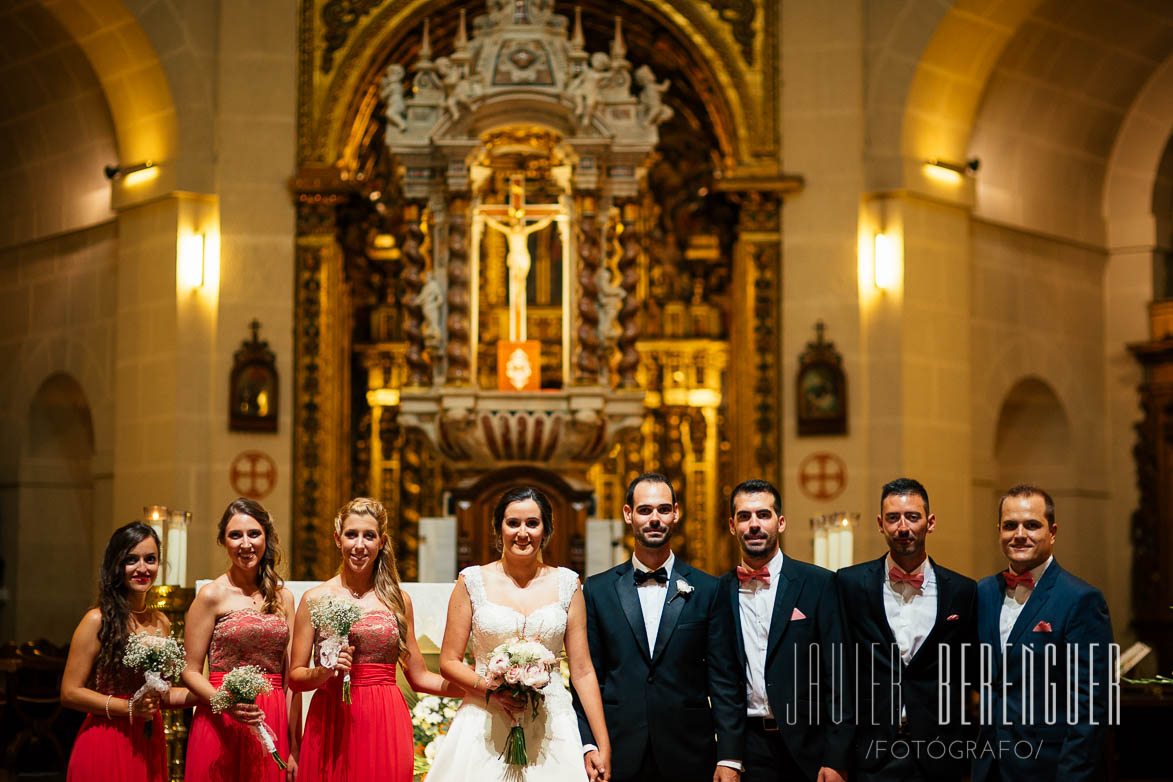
308 0 752 170
992 377 1071 491
39 0 178 169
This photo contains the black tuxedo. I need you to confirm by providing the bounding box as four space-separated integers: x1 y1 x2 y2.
972 560 1113 782
575 559 744 782
720 556 852 781
836 556 978 781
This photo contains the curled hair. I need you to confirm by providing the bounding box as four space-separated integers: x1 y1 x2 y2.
492 487 554 550
999 484 1055 526
217 498 285 617
95 522 159 683
335 498 408 661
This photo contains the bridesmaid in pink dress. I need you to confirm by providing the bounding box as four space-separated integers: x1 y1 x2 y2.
182 498 298 781
62 522 192 781
290 497 464 782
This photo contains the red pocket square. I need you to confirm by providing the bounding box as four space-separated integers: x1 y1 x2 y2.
790 607 807 621
1033 621 1052 632
946 614 960 621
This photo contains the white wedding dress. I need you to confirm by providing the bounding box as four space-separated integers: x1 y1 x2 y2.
425 565 588 782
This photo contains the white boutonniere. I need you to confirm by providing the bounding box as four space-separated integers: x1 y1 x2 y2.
671 579 694 601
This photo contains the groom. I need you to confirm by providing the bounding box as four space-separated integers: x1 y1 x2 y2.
576 473 744 782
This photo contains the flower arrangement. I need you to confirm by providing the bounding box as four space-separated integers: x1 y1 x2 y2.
483 637 557 766
209 665 286 769
410 694 460 779
121 631 185 737
309 595 364 703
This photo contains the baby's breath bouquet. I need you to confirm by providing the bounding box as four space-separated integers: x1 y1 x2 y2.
121 631 185 737
309 595 364 703
483 637 557 766
209 665 286 770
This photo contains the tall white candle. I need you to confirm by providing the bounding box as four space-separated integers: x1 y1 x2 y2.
813 522 828 569
166 525 186 586
837 519 853 568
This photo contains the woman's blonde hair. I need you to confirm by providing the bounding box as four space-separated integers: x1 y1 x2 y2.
334 497 408 661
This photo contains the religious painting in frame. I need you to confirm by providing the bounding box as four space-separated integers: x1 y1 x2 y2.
229 320 279 433
796 321 846 436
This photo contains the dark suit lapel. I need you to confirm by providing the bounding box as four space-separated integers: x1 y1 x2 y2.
765 560 800 664
867 556 898 649
979 575 1002 651
651 562 691 665
614 563 652 662
1006 561 1058 648
728 574 747 667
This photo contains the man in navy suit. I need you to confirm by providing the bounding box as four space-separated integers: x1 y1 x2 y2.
718 478 851 782
576 472 744 782
972 484 1115 782
836 477 977 781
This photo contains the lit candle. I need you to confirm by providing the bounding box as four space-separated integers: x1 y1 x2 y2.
144 505 168 576
838 517 853 568
812 517 828 569
167 511 190 587
826 523 841 570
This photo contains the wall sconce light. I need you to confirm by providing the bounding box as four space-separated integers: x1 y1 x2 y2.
923 158 979 185
179 233 206 289
104 160 157 185
874 232 899 290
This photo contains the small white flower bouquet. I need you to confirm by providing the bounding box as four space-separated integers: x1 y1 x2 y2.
308 595 364 703
209 665 287 770
483 638 557 766
121 632 185 737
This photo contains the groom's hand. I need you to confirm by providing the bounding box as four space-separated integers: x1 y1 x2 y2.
713 766 739 781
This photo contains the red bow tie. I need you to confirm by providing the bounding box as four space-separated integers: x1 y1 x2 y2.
1003 569 1035 589
888 567 924 589
736 564 770 585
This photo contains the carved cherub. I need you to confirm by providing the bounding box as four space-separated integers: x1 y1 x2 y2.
567 52 611 126
434 57 480 121
597 264 626 344
415 274 445 350
380 63 407 131
635 64 673 127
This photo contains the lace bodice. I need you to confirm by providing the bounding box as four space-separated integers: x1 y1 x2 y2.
462 565 578 713
209 608 288 673
344 610 401 664
94 659 151 696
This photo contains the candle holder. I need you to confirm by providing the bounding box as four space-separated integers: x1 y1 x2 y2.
810 512 859 570
165 511 190 587
144 505 169 581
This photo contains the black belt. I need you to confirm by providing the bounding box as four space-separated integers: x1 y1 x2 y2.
748 715 779 732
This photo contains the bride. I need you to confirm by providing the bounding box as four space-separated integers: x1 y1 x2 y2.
426 487 611 781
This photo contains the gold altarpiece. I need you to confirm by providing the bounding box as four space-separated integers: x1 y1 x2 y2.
291 0 800 579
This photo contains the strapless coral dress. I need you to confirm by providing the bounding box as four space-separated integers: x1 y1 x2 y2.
67 665 166 781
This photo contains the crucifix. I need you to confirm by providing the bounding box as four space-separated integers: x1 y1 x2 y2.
476 173 564 341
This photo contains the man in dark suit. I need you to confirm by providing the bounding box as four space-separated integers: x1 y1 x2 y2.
719 478 851 782
836 477 977 781
577 472 744 782
972 484 1115 782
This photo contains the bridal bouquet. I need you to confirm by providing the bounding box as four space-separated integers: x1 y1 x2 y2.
209 665 287 770
121 631 185 737
309 594 364 703
483 638 557 766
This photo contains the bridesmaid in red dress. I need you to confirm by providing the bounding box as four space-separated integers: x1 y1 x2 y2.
183 498 298 781
291 497 463 782
62 522 192 781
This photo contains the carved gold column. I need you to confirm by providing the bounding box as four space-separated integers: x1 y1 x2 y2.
616 201 642 388
446 194 472 385
291 168 351 579
575 193 602 385
148 586 194 781
401 203 431 387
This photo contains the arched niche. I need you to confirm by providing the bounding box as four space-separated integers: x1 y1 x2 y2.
8 373 97 643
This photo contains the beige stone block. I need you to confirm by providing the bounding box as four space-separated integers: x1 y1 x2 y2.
30 278 69 333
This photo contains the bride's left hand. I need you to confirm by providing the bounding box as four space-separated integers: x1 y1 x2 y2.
585 748 610 781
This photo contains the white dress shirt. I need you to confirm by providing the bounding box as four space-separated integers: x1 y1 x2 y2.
633 551 675 652
737 548 784 718
999 556 1053 648
883 555 938 665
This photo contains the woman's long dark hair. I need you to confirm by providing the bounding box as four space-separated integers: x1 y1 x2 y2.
217 498 286 616
94 522 160 682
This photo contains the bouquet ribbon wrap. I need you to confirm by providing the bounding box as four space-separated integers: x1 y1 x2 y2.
131 671 169 736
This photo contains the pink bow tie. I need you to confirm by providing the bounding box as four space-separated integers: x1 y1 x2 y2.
736 564 770 585
888 567 924 589
1003 569 1035 589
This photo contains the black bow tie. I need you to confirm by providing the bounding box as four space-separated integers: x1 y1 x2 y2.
634 567 668 586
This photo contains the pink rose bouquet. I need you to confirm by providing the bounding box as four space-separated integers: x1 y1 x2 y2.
482 638 557 766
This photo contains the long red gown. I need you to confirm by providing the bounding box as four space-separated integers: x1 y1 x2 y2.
184 609 290 781
297 611 413 782
67 664 166 781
